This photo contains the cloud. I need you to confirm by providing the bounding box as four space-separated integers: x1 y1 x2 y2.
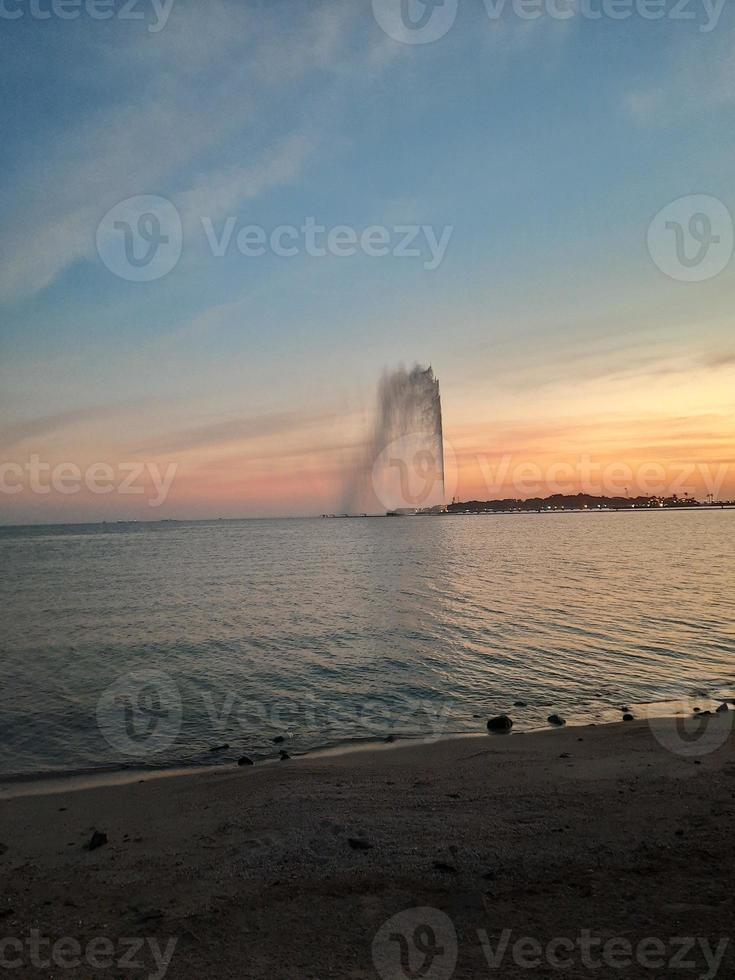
0 399 166 452
624 23 735 126
0 1 394 304
131 408 339 457
702 350 735 369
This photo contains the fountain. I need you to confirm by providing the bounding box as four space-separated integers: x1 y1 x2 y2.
340 364 445 514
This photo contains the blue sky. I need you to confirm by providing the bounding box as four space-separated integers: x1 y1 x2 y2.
1 0 734 520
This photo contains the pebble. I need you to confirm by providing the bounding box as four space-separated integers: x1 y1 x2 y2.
548 714 566 727
86 831 108 851
237 756 254 767
433 860 458 874
487 715 513 733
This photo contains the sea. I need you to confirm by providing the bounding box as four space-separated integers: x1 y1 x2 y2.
1 510 733 784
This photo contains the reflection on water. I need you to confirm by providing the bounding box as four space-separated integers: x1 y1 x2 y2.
1 511 733 778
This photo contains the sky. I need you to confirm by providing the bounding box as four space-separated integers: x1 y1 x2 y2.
1 0 734 522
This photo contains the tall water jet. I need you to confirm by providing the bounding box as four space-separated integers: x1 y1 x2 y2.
341 364 446 514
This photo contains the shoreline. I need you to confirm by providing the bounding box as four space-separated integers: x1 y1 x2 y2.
3 696 732 799
1 716 732 978
1 504 734 531
3 695 733 799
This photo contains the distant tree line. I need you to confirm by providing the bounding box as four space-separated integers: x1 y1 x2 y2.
446 493 733 513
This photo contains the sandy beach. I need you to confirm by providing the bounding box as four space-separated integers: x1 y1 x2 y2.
1 717 733 979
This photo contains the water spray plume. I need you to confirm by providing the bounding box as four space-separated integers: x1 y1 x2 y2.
341 364 445 514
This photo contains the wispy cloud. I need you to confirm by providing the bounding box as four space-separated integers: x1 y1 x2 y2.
0 1 394 304
130 407 339 457
624 22 735 126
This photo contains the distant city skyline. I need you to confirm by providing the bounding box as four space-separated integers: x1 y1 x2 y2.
1 1 734 522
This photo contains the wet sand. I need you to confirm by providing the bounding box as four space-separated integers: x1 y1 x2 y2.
1 719 733 979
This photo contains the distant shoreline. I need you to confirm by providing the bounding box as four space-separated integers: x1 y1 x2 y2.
1 504 734 530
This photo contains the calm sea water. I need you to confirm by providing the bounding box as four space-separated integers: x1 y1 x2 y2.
1 512 733 780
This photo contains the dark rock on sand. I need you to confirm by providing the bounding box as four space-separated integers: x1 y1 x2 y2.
273 736 285 744
348 838 373 851
86 831 108 851
210 744 230 752
237 756 254 767
623 714 635 722
279 750 291 760
716 703 729 713
433 860 458 874
548 714 566 727
384 735 396 743
513 701 528 707
487 715 513 733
